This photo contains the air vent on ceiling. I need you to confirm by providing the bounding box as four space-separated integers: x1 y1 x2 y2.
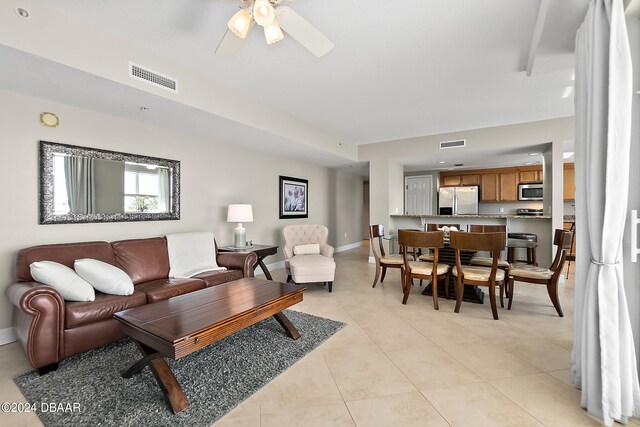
129 62 177 92
439 139 466 149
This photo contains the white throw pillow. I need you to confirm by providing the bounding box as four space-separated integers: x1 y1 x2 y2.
30 261 95 302
293 243 320 255
166 232 227 278
74 259 134 296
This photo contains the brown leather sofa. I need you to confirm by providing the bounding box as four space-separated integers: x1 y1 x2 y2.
6 236 258 375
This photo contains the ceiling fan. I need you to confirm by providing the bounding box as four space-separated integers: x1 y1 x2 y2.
215 0 334 57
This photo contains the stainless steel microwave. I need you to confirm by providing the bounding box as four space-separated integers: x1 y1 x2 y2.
518 183 543 201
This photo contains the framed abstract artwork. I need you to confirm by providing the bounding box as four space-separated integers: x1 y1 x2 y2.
279 176 308 219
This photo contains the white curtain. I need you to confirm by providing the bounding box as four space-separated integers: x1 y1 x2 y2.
64 156 95 214
157 168 170 212
571 0 640 425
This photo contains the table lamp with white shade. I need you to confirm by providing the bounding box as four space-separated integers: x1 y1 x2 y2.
227 204 253 248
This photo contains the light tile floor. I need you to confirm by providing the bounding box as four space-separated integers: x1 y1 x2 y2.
0 243 612 426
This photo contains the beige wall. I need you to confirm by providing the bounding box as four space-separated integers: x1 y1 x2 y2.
0 89 363 331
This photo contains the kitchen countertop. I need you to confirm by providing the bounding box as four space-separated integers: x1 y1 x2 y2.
391 214 551 219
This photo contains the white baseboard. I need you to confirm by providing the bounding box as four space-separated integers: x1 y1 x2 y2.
368 256 375 264
335 241 364 253
0 327 17 345
255 260 286 277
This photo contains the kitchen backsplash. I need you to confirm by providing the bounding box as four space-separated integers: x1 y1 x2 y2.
479 201 543 215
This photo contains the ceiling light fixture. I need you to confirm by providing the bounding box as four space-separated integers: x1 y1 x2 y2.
227 1 283 46
227 8 253 39
218 1 334 57
264 19 284 44
529 152 540 156
437 161 446 164
253 0 276 26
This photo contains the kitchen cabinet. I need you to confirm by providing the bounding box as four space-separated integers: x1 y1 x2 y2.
519 169 542 183
564 163 575 201
499 172 519 201
460 174 480 186
480 173 499 202
441 175 461 186
440 165 543 202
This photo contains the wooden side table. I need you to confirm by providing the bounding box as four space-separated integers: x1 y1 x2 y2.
218 244 278 280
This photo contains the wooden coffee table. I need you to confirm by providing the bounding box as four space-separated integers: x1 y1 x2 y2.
114 277 305 414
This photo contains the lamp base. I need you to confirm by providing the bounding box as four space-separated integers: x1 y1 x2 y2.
233 227 246 248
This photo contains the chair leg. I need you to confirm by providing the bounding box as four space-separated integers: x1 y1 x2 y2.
286 275 292 283
546 279 564 317
444 272 450 299
372 261 381 288
503 268 510 298
401 270 409 305
508 277 514 310
432 275 439 310
454 276 463 313
499 279 504 308
565 260 572 279
328 281 333 293
380 266 387 283
488 283 499 320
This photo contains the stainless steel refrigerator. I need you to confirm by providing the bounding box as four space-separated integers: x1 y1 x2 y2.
438 186 479 215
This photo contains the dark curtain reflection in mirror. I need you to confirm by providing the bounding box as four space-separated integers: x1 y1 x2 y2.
40 141 180 224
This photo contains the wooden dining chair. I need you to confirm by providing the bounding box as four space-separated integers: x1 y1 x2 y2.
508 229 573 317
419 224 461 262
449 231 506 320
564 222 576 279
398 230 450 307
468 225 510 295
370 224 410 288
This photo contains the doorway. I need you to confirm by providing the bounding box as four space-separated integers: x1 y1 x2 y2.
405 175 433 215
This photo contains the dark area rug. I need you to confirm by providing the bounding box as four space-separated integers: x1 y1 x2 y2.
14 310 345 427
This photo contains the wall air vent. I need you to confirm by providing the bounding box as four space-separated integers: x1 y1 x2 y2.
439 139 466 149
129 63 177 92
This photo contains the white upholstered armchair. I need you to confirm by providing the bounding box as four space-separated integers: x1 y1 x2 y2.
283 224 336 292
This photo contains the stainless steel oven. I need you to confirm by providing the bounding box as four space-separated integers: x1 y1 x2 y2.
518 183 543 201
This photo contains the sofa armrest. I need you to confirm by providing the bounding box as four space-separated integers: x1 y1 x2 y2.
320 243 335 258
216 252 258 278
6 282 65 369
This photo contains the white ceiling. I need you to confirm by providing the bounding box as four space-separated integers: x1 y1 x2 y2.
2 0 589 171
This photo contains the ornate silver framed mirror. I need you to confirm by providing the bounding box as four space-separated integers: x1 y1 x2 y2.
39 141 180 224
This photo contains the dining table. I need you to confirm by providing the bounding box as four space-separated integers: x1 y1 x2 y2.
419 239 484 304
390 230 485 304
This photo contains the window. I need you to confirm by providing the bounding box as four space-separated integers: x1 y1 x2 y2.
124 163 161 212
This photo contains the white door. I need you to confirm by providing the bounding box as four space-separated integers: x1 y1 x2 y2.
405 176 432 215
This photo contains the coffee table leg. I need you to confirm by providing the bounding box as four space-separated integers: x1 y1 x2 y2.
124 341 189 414
273 312 300 340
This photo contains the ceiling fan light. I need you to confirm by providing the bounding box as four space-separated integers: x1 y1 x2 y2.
253 0 275 26
227 8 252 39
264 20 284 44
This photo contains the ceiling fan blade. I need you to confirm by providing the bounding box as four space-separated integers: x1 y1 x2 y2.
215 23 253 56
275 6 334 57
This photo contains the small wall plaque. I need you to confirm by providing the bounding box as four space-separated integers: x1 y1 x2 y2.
40 112 59 128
